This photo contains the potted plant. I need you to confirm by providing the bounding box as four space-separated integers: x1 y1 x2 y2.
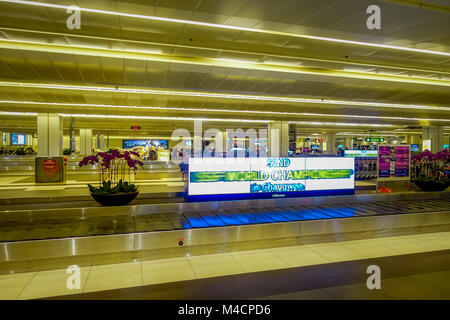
79 148 144 206
411 150 450 192
14 147 26 155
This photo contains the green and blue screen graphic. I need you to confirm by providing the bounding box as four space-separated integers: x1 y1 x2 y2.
187 157 355 201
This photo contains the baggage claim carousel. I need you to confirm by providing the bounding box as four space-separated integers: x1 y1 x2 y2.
0 191 449 272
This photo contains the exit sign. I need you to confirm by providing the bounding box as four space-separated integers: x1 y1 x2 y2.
366 137 384 142
131 126 141 130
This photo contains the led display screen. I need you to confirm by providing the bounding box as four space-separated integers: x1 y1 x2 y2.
187 157 355 201
410 144 419 152
123 139 168 149
344 150 378 158
11 133 26 145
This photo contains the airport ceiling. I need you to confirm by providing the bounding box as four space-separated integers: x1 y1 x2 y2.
0 0 449 136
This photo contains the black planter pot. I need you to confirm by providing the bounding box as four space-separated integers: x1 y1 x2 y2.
90 191 139 206
413 180 450 192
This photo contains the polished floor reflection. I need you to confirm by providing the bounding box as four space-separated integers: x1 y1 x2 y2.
1 231 448 300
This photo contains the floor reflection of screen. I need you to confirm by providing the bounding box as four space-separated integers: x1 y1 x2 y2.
123 139 168 149
11 133 26 145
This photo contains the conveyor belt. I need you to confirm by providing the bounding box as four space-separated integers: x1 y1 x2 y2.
1 198 449 243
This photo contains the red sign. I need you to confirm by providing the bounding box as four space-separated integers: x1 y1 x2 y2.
43 159 59 176
131 126 141 130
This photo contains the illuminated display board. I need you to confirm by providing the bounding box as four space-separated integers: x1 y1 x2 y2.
187 157 355 201
422 139 431 151
366 137 384 142
378 145 410 179
123 139 168 149
344 150 378 158
11 133 26 145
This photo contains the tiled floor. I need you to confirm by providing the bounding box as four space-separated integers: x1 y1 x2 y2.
142 257 196 285
1 231 449 300
53 250 450 300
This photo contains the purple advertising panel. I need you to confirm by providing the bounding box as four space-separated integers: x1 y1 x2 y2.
394 146 410 177
378 145 410 179
378 146 391 178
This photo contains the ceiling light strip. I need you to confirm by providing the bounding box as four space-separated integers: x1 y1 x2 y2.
0 111 401 128
1 0 449 57
289 121 395 127
0 81 447 111
1 100 449 123
0 111 270 123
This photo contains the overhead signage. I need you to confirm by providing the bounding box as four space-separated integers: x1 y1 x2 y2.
131 126 141 130
366 137 384 142
187 157 355 201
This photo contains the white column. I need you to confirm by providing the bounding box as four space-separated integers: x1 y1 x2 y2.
406 134 420 145
69 117 76 152
422 126 444 152
26 134 33 146
79 128 93 155
406 135 411 144
37 113 63 157
216 130 226 156
324 133 336 154
268 121 289 157
96 134 106 150
193 120 202 158
344 136 353 149
410 135 420 145
5 132 10 146
288 123 297 154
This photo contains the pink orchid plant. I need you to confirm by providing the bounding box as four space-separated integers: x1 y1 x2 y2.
79 148 144 194
411 150 450 182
